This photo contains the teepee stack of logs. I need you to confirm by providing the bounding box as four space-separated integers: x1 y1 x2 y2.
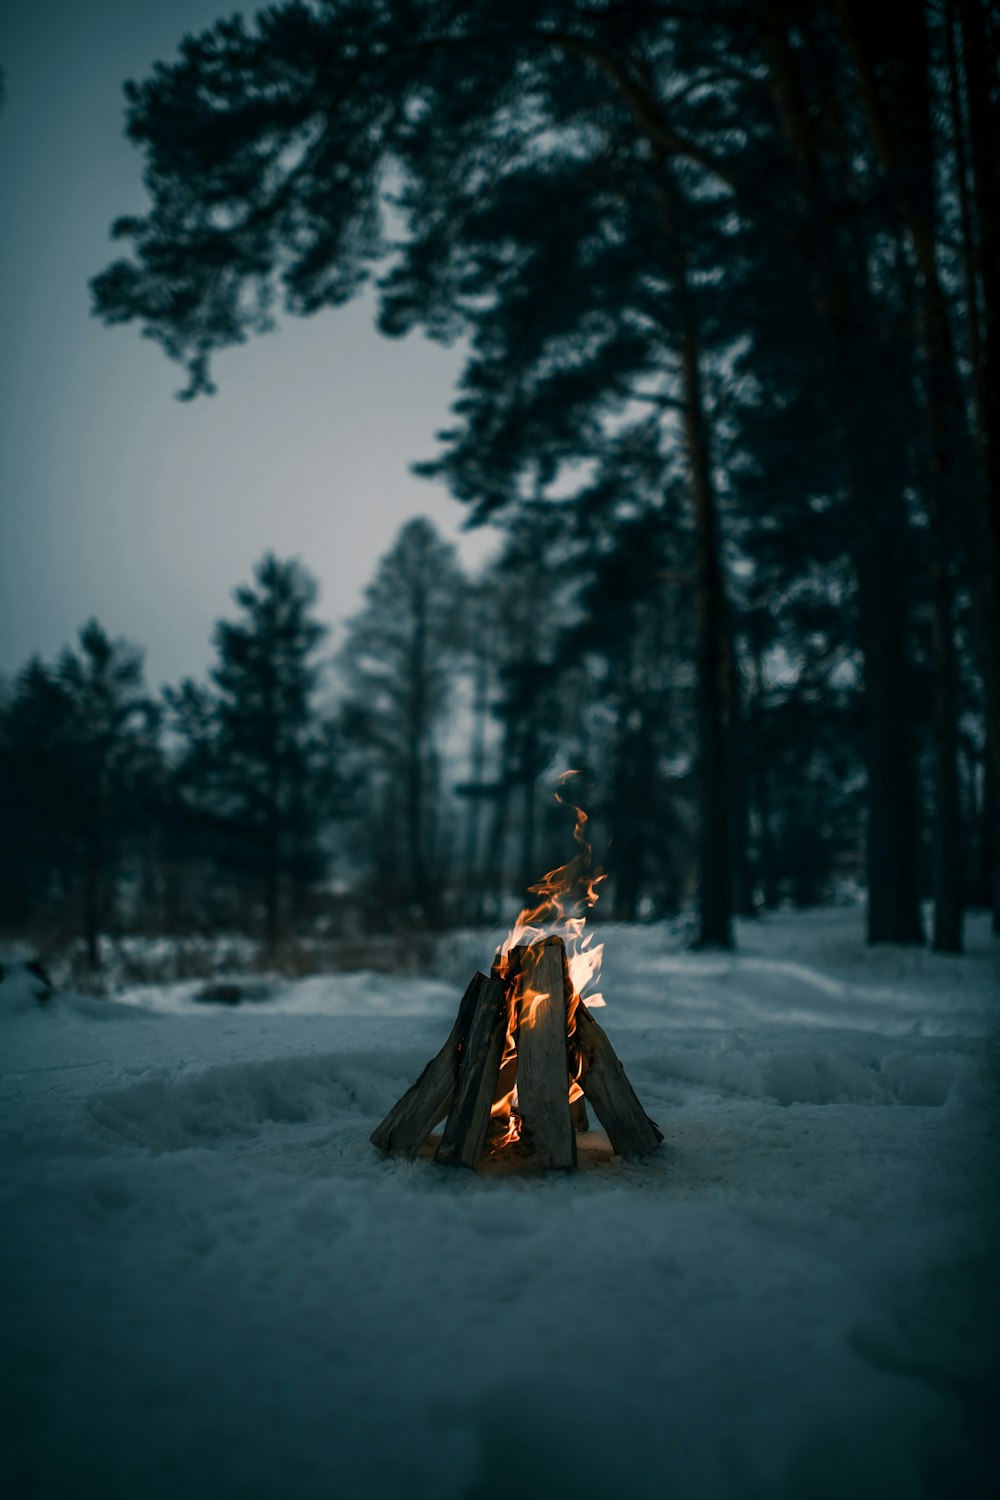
371 934 662 1171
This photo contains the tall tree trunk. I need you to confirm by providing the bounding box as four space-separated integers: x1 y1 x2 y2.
958 0 1000 931
683 326 733 948
836 0 965 950
655 160 733 949
614 62 735 947
760 6 925 943
843 427 925 944
947 0 999 927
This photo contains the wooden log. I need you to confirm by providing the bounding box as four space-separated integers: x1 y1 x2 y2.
370 972 483 1156
436 973 510 1169
515 937 576 1169
572 1002 663 1160
491 943 529 983
569 1095 590 1132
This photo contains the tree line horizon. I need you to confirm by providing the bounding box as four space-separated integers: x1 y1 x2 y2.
5 0 997 962
0 510 990 967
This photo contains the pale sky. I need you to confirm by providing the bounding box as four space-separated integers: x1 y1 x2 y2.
0 0 494 692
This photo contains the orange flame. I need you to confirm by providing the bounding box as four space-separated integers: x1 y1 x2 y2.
488 772 607 1148
497 770 606 1013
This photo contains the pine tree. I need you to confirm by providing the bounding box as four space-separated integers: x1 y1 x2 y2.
337 518 466 925
0 658 77 931
56 622 160 969
168 554 329 949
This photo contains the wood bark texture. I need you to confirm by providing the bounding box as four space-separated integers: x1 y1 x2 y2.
515 937 576 1169
370 971 482 1156
436 972 510 1169
573 1002 663 1160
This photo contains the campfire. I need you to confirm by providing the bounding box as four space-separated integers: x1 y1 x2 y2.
372 774 662 1171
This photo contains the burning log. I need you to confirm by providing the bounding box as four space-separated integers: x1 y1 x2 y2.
369 971 484 1156
372 769 660 1171
371 934 661 1171
571 1002 664 1161
436 973 509 1169
514 937 576 1169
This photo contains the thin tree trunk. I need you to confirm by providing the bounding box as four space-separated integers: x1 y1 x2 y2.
463 644 489 915
685 332 733 949
757 766 778 909
947 0 1000 927
846 461 925 944
725 636 755 917
611 730 644 922
520 774 537 900
760 8 925 944
482 730 514 921
653 157 733 948
958 0 1000 931
264 797 280 953
406 587 432 922
611 648 644 922
84 779 104 973
835 0 965 948
608 64 734 947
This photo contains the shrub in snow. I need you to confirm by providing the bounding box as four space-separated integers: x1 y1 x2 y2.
0 958 55 1012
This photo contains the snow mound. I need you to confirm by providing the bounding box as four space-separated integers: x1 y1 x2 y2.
88 1051 392 1151
0 957 55 1013
115 969 459 1017
638 1035 987 1107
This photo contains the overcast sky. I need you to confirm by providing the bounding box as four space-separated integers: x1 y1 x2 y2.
0 0 494 692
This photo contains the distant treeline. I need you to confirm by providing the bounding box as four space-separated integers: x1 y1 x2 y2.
0 497 991 965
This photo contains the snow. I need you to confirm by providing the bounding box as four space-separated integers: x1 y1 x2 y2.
1 910 997 1499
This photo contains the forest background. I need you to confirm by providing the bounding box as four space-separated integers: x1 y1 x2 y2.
1 0 997 978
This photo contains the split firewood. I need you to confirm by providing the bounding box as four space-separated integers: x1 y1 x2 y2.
370 972 483 1157
436 973 510 1169
491 943 529 984
514 937 576 1169
374 933 661 1171
572 1002 663 1160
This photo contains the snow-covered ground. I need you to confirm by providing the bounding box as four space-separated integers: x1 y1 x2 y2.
2 909 997 1499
